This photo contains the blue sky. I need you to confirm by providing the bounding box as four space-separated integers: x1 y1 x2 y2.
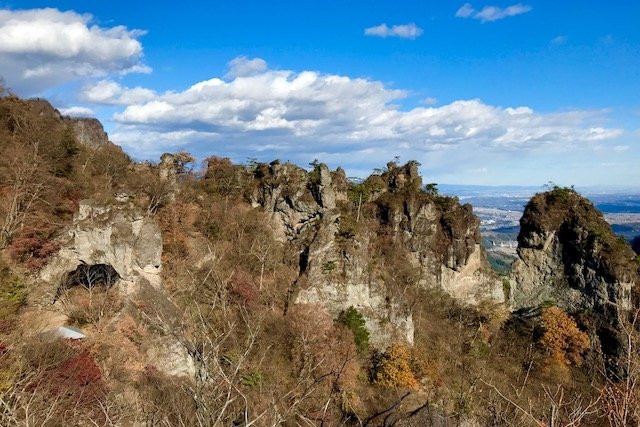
0 1 639 186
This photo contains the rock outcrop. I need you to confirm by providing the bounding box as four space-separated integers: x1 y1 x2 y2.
41 200 163 297
511 188 639 372
250 161 503 347
374 162 503 303
26 98 110 147
67 118 109 147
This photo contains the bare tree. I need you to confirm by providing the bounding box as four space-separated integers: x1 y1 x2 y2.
249 236 272 290
482 379 600 427
600 308 640 426
0 143 47 249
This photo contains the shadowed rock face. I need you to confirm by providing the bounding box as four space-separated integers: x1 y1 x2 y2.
251 160 504 348
512 188 639 373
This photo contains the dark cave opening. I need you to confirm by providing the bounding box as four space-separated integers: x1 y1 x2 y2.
63 263 121 290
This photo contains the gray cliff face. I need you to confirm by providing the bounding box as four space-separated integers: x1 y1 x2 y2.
251 161 503 348
250 161 327 241
511 189 639 372
41 200 163 296
37 200 198 378
67 118 109 147
512 190 637 314
373 164 502 304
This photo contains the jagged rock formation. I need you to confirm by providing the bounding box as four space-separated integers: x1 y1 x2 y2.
511 188 639 371
41 200 163 297
374 162 503 303
249 160 503 347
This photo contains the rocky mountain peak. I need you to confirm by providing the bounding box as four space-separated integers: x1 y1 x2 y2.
512 187 639 373
248 159 504 347
384 160 423 193
513 187 638 309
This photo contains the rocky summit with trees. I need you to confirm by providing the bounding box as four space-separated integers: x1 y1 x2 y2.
1 94 639 426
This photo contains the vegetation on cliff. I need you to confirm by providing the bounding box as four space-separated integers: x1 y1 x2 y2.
0 95 639 425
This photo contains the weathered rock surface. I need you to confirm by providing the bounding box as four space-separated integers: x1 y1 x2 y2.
374 163 503 304
251 161 503 348
295 212 415 347
37 200 199 378
511 188 639 372
41 200 163 296
67 117 109 147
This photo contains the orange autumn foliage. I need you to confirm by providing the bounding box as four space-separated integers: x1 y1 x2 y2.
541 306 590 367
373 343 419 390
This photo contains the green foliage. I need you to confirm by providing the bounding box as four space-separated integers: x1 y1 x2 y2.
307 159 322 184
545 182 577 203
540 300 556 309
425 183 438 195
337 216 358 239
347 175 385 205
0 260 26 323
49 125 80 177
468 339 490 359
240 370 263 388
321 260 337 273
502 279 511 301
244 157 259 171
195 216 222 241
432 194 457 210
338 306 370 353
487 253 514 276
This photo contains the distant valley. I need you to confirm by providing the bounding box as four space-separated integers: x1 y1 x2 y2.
440 184 640 274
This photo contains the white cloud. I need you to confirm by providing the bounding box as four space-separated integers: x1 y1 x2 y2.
58 106 94 116
455 3 532 22
364 23 423 39
0 8 149 94
421 97 438 105
88 56 623 161
455 3 475 18
225 56 267 78
82 79 156 105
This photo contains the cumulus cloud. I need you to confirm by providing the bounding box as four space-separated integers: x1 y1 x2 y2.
58 106 94 117
0 8 149 94
82 80 156 105
364 23 423 39
85 56 622 161
455 3 532 22
225 56 268 78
